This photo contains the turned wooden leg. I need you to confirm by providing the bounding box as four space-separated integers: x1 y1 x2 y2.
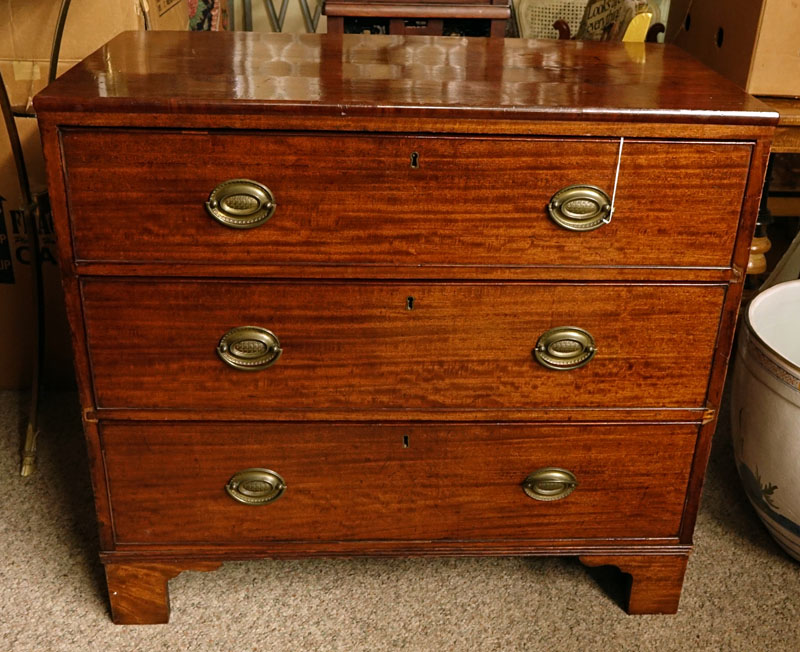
747 154 774 282
579 554 689 614
748 234 772 275
104 561 220 624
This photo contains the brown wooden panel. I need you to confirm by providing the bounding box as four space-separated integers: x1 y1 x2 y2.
81 280 724 412
70 261 737 283
62 130 751 269
104 562 221 624
102 422 697 544
39 109 775 141
326 1 511 18
580 554 689 614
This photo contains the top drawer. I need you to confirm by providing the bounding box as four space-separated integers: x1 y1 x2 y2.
61 129 751 270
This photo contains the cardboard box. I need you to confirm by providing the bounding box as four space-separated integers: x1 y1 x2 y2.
0 117 73 389
1 0 188 389
667 0 800 97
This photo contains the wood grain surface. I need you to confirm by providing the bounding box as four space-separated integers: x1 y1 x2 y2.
101 422 697 544
80 280 725 413
62 129 751 270
33 32 776 126
105 562 221 624
580 553 689 614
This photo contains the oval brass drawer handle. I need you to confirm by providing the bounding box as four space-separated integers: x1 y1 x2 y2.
226 468 286 505
533 326 596 371
522 468 578 502
548 185 611 231
217 326 282 371
205 178 276 229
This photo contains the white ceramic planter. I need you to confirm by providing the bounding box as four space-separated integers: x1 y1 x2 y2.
731 279 800 561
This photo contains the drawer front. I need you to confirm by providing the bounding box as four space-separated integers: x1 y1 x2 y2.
82 280 724 412
102 422 696 544
62 129 750 269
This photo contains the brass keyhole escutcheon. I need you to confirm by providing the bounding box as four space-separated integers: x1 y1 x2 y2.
410 152 420 169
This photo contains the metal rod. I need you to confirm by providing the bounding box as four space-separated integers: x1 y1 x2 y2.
279 0 290 29
263 0 290 32
298 0 313 32
48 0 73 84
298 0 322 33
0 71 44 477
141 0 152 30
244 0 253 30
0 73 31 205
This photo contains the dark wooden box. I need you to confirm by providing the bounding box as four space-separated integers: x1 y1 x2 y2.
324 0 512 36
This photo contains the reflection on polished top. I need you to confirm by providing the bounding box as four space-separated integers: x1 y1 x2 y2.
35 31 775 124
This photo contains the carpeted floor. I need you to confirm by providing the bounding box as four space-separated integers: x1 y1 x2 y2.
1 384 798 652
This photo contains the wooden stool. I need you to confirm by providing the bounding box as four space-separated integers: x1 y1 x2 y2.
324 0 511 37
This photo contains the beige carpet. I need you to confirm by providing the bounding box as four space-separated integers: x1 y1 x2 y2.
1 385 798 652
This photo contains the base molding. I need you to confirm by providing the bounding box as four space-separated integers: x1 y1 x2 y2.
101 547 692 623
100 540 689 562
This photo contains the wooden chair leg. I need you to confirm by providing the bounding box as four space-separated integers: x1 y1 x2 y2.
104 561 220 624
579 553 689 614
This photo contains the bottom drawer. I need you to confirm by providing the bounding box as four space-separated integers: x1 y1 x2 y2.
102 422 697 545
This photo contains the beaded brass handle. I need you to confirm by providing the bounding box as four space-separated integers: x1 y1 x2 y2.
205 179 276 229
522 468 578 502
533 326 596 371
217 326 282 371
548 185 611 231
226 468 286 505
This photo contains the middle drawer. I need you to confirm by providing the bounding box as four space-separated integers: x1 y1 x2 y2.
82 280 724 413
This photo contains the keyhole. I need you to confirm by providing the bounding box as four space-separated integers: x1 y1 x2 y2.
403 435 410 448
410 152 419 169
406 296 414 310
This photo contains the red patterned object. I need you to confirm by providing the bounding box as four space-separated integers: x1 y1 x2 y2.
190 0 229 30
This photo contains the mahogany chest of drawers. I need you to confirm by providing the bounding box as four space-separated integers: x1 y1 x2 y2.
34 31 775 623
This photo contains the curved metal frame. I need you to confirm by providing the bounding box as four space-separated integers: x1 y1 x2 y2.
49 0 73 84
248 0 322 32
0 71 44 477
4 0 74 475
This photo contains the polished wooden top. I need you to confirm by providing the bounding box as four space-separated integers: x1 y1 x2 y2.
34 31 776 125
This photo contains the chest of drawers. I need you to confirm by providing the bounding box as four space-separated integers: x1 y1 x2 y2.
34 31 775 623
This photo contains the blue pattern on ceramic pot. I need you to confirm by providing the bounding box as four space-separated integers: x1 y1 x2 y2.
731 279 800 561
